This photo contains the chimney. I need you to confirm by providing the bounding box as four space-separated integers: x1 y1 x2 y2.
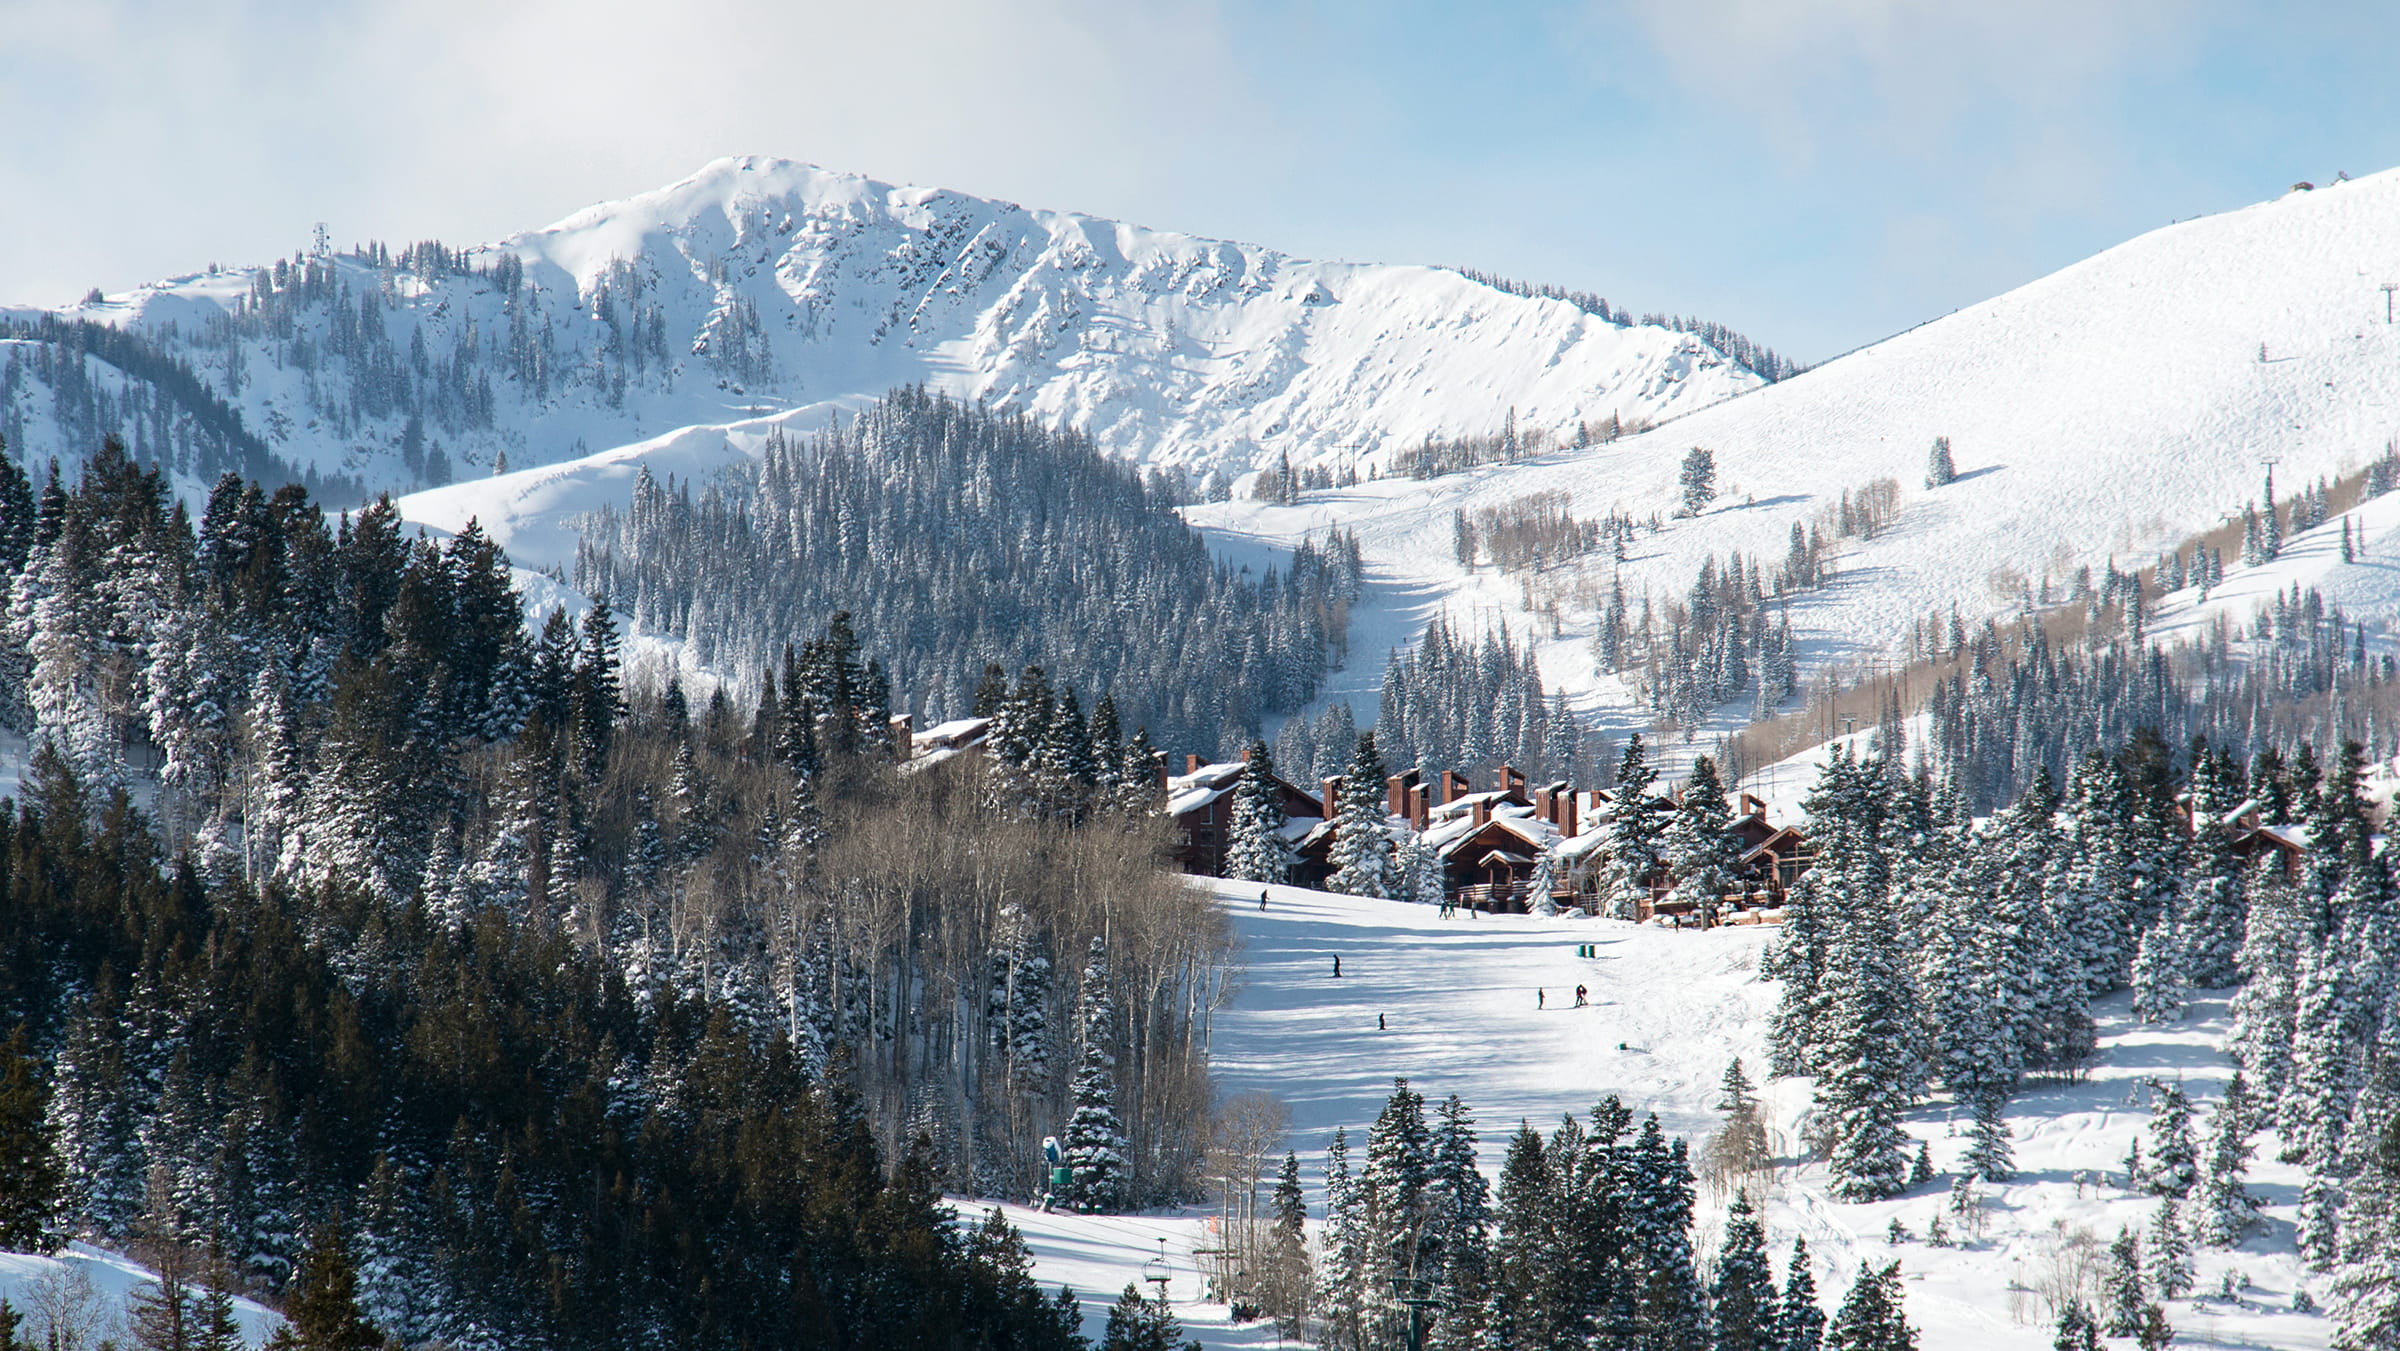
1741 792 1767 818
1153 755 1170 802
1562 792 1579 839
1387 771 1411 818
1186 753 1204 775
1409 783 1432 831
1323 777 1343 821
1473 797 1492 827
890 712 914 762
1441 770 1469 805
1503 765 1526 797
1534 784 1556 825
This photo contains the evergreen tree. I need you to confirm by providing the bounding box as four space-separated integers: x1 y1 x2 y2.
1099 1282 1186 1351
1780 1238 1827 1351
1710 1195 1779 1351
1817 876 1915 1198
1318 1128 1368 1351
1924 437 1956 490
1361 1080 1436 1344
0 1028 61 1252
2102 1228 2147 1337
1601 732 1666 918
271 1225 381 1351
1327 734 1400 900
1223 741 1291 884
1678 447 1719 518
2179 749 2249 987
2332 1111 2400 1351
1425 1094 1489 1303
2144 1198 2193 1300
2052 1302 2100 1351
2129 918 2189 1023
1266 1152 1310 1333
1963 1091 2014 1184
2195 1071 2262 1247
1664 757 1745 909
1825 1261 1915 1351
1061 938 1130 1213
2144 1080 2199 1199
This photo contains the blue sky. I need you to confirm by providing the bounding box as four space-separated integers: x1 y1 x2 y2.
5 0 2396 362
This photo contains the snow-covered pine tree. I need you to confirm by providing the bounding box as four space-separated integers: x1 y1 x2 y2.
1223 740 1292 884
1060 937 1129 1213
1781 1238 1828 1351
2195 1071 2262 1247
1267 1151 1310 1332
2142 1080 2200 1199
1397 832 1448 907
1318 1127 1368 1351
1677 447 1718 518
1599 732 1665 918
2053 1302 2101 1351
1925 436 1956 489
1770 749 1885 1079
2144 1198 2194 1300
2129 919 2189 1023
1711 1195 1780 1351
2230 870 2308 1100
2102 1228 2147 1337
1663 756 1746 910
2056 752 2139 996
1327 734 1401 899
1964 1091 2014 1184
1825 1260 1916 1351
1626 1115 1708 1344
2179 748 2250 987
1424 1094 1489 1327
1361 1080 1436 1343
2331 1109 2400 1351
1819 892 1917 1202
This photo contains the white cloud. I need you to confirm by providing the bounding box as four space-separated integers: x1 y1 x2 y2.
0 0 1273 304
1601 0 2202 178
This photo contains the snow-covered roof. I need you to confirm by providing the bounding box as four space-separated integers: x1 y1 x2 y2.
913 716 991 750
1424 802 1561 859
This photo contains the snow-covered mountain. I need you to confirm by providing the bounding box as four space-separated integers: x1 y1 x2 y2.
1 156 1761 495
1184 168 2400 747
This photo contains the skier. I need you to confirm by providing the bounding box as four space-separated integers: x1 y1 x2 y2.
1333 955 1342 978
1378 1013 1387 1030
1260 890 1269 910
1538 989 1545 1009
1574 984 1588 1007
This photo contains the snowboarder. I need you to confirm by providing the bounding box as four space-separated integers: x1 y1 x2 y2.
1378 1013 1387 1030
1333 955 1342 978
1538 989 1545 1009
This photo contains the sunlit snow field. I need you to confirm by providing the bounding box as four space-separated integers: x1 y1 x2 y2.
1002 880 2330 1350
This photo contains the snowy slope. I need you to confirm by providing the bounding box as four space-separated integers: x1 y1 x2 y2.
4 157 1759 493
0 1244 282 1347
1005 882 2329 1349
1183 170 2400 746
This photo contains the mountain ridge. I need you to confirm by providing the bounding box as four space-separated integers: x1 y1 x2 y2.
1 155 1766 497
